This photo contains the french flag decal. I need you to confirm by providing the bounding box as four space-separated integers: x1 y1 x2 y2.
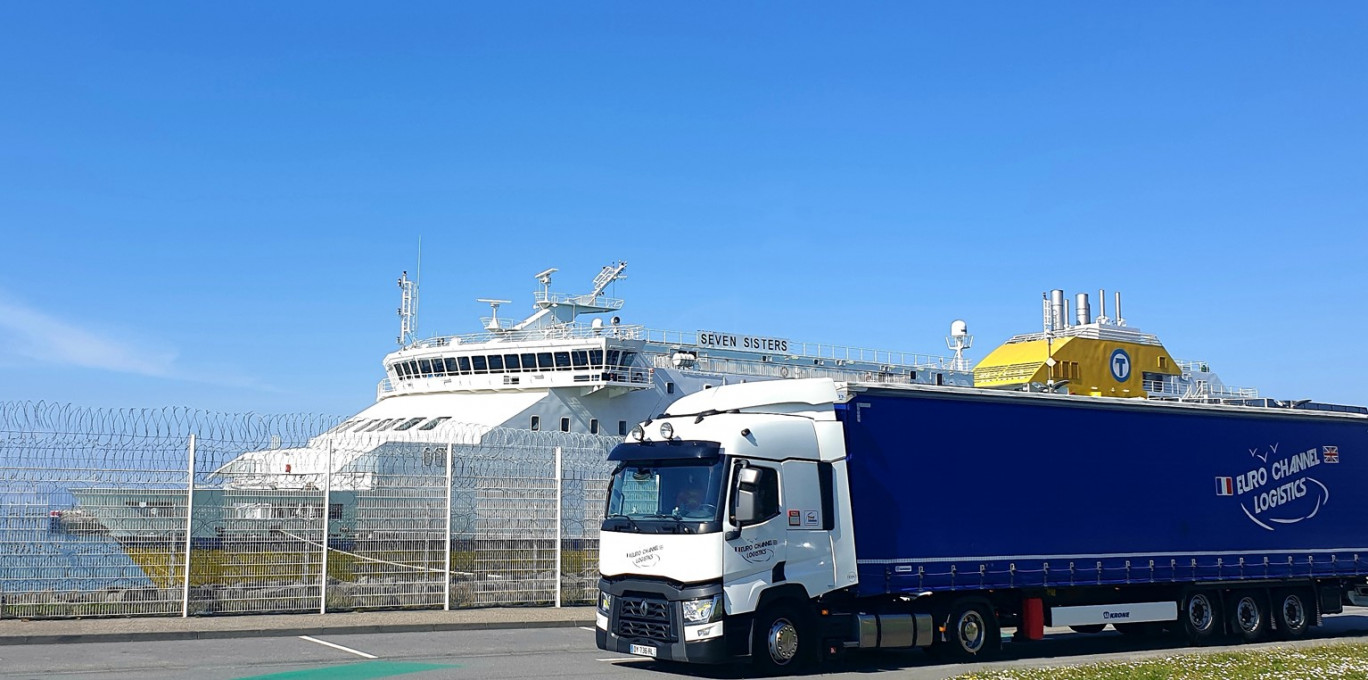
1215 477 1234 496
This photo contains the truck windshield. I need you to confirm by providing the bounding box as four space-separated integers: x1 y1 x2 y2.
605 459 726 530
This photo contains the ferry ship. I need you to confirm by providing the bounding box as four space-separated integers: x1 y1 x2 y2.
71 270 1364 550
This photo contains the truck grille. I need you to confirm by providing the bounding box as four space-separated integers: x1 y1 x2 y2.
616 595 675 642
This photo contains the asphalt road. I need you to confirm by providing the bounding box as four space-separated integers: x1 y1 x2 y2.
7 609 1368 680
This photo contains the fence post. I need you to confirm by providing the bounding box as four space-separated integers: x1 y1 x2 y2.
444 442 453 611
181 434 196 618
320 439 333 614
554 445 562 608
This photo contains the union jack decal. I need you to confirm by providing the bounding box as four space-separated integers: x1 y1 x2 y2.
1324 446 1340 464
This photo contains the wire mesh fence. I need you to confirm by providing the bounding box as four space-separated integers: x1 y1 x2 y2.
0 401 616 619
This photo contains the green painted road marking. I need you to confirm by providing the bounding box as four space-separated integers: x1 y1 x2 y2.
235 661 459 680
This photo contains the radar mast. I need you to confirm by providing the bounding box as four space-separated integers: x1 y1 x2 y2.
397 270 418 347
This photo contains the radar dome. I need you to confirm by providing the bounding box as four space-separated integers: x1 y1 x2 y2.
950 319 968 338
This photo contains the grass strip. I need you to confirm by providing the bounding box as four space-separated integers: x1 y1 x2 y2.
953 642 1368 680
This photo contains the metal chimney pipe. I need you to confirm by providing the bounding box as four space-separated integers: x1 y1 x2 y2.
1098 289 1107 321
1050 290 1065 332
1076 293 1091 325
1115 291 1124 326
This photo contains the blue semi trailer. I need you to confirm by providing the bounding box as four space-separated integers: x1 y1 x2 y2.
596 378 1368 673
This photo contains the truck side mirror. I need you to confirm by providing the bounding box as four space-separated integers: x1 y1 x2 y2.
734 488 759 525
732 466 762 526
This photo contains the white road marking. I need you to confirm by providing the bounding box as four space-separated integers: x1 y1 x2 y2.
298 635 379 659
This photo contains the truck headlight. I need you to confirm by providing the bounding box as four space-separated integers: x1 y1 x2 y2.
598 590 613 614
681 595 722 624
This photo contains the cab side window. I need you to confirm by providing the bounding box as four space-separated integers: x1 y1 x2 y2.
752 467 781 522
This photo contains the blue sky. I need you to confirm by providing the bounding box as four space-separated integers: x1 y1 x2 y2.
1 3 1364 416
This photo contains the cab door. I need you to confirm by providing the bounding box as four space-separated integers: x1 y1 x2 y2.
722 462 787 615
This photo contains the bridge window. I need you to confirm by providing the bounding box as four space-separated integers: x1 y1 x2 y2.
394 417 425 431
457 356 471 374
588 350 604 367
521 353 537 371
419 359 433 375
444 357 459 374
530 416 541 431
620 351 637 366
488 355 505 372
406 360 420 377
560 417 570 432
327 420 357 434
554 352 572 370
418 416 451 431
363 418 395 432
572 351 589 368
537 352 554 369
504 354 521 371
607 350 621 366
472 356 488 374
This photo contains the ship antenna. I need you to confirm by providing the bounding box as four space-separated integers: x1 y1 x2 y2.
397 270 418 347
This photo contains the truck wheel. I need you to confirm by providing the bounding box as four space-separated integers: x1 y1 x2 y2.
1229 591 1267 643
752 602 815 675
1181 591 1221 645
936 600 1001 660
1273 590 1310 640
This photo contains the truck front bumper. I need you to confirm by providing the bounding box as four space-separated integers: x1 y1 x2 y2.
596 626 732 663
595 577 749 664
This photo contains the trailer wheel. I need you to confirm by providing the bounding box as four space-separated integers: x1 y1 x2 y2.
1273 590 1310 640
1181 591 1220 644
1228 591 1267 643
936 600 1001 660
752 601 815 675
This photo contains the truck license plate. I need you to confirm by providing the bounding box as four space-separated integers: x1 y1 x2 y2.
629 643 658 658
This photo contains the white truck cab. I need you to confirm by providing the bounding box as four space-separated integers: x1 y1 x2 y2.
595 379 861 670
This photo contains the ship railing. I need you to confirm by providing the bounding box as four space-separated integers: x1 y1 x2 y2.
1143 378 1259 400
651 353 956 385
636 329 953 369
1005 326 1163 346
533 291 625 310
405 323 649 349
1177 359 1213 373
